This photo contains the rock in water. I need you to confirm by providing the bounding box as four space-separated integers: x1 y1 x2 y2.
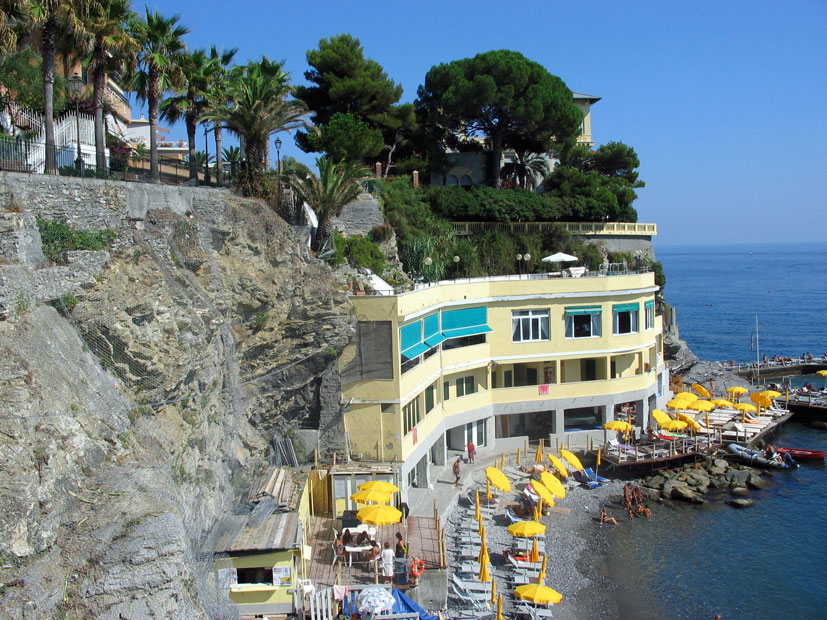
728 498 755 509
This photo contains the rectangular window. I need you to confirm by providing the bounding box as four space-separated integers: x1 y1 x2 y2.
442 333 486 350
456 378 465 397
512 309 550 342
613 303 639 335
504 370 513 388
425 384 435 413
443 381 450 401
645 300 655 330
403 398 421 435
565 306 602 339
492 371 498 389
464 376 475 395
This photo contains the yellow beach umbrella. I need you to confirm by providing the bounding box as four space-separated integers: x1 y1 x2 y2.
517 447 521 465
486 466 512 492
560 449 583 472
356 504 402 526
712 398 734 408
676 412 701 431
496 594 503 620
674 391 698 402
350 489 392 504
603 420 633 432
819 369 827 388
491 578 497 605
478 556 491 583
508 520 547 538
734 403 757 413
478 538 489 565
705 413 711 430
475 490 481 522
501 453 506 470
479 522 486 539
651 409 673 426
529 538 540 562
539 471 566 499
666 399 689 410
726 386 749 399
539 554 548 582
358 480 399 494
692 383 712 398
530 479 555 506
486 479 493 501
664 419 688 431
535 443 544 463
547 454 569 478
687 399 715 412
761 390 782 398
514 583 563 605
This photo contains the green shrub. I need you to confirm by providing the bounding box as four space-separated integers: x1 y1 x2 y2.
651 260 666 290
345 236 385 275
61 294 78 312
251 311 269 331
330 230 346 266
368 223 394 243
36 217 116 264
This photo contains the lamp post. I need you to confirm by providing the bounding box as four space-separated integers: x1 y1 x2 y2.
203 125 211 185
274 136 282 173
516 254 523 277
68 73 84 173
523 253 531 279
453 255 460 279
423 256 432 284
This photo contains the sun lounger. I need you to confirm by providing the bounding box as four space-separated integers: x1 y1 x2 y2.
452 574 493 594
449 584 489 609
582 467 608 483
456 561 481 575
572 470 599 489
506 554 543 570
515 603 554 619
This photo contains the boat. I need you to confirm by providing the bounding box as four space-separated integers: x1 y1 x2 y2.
776 447 826 462
726 443 796 469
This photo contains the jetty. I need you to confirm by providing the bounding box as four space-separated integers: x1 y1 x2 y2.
782 393 827 423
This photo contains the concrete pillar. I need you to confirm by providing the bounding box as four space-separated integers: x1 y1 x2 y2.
433 433 447 466
412 170 419 188
485 416 495 449
375 162 382 178
553 409 564 435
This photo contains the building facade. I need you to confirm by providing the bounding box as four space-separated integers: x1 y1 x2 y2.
340 271 668 496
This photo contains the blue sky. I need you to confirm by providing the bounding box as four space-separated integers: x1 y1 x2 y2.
135 0 827 246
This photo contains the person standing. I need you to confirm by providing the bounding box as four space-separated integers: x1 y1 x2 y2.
453 456 462 488
380 542 395 583
466 440 476 464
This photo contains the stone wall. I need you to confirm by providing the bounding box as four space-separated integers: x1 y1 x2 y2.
331 192 384 235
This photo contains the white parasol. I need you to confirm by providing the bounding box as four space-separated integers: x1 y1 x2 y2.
541 252 578 263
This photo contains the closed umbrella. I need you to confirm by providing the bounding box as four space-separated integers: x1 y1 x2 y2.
479 522 486 539
539 471 566 499
535 443 544 463
475 490 481 522
491 578 497 605
486 479 493 501
501 453 506 470
560 449 583 471
508 521 547 538
539 554 548 582
486 467 512 492
529 538 540 562
357 504 402 526
478 538 489 565
358 480 399 494
478 556 491 583
517 447 521 465
350 489 392 504
547 454 569 478
692 383 712 398
496 594 503 620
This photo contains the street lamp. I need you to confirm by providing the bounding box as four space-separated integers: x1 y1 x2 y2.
423 256 432 284
516 254 523 277
274 136 282 173
68 73 84 173
203 125 212 185
523 253 531 278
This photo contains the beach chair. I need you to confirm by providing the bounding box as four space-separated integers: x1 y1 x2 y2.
449 584 490 608
515 602 554 618
572 470 599 489
506 554 543 571
452 573 492 594
582 467 609 483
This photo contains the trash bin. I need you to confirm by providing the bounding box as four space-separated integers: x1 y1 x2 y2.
394 558 408 585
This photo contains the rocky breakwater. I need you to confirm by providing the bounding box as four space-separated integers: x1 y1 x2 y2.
0 174 354 619
638 456 771 509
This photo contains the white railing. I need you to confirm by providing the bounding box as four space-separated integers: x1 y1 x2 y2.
7 101 43 134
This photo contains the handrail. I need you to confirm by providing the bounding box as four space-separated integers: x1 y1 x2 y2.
451 221 657 236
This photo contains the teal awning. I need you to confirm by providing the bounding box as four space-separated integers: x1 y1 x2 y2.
441 306 492 339
401 342 430 360
565 305 602 315
613 303 640 313
400 321 424 359
644 299 655 309
423 313 446 347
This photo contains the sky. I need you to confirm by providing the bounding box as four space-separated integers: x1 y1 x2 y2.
133 0 827 247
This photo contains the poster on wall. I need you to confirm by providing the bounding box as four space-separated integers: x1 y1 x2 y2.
217 568 238 588
272 566 291 585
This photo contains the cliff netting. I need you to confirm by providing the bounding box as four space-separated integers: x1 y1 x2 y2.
0 173 354 619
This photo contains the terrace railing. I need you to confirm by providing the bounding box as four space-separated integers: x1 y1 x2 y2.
452 220 657 237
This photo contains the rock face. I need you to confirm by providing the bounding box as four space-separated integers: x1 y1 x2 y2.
0 173 354 618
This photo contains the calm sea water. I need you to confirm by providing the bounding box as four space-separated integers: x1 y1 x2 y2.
603 242 827 619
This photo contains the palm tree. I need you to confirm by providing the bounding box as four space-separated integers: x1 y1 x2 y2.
288 156 368 253
206 56 305 182
0 0 27 53
501 150 551 190
29 0 88 173
206 45 236 185
160 47 217 181
221 144 240 178
126 8 188 182
82 0 136 173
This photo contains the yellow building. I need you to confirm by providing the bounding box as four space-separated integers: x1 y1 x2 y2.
573 92 600 148
340 270 667 494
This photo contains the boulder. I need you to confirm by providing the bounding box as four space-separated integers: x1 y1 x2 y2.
730 487 750 497
646 474 667 489
727 469 750 486
728 498 754 509
709 476 729 490
639 487 661 501
747 473 770 490
669 483 705 503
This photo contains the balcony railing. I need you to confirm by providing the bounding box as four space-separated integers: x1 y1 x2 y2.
451 221 657 237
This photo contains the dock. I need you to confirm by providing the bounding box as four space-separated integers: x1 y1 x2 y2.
782 393 827 423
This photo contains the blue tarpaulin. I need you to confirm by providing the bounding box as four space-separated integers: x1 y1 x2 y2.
391 589 438 620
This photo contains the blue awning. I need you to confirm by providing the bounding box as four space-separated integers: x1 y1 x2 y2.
423 313 445 347
400 321 425 360
565 305 602 315
401 342 430 360
645 299 655 309
613 302 640 313
441 306 492 339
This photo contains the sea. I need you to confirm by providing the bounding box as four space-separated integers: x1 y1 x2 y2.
603 242 827 620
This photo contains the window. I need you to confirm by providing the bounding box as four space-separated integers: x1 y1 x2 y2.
456 375 476 397
442 333 486 350
565 306 601 339
645 300 655 330
403 397 421 435
613 303 639 335
504 370 513 388
237 567 273 586
425 384 435 413
492 371 498 389
443 381 450 401
512 309 549 342
381 403 394 414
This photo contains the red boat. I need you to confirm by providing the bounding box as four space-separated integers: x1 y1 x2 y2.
776 447 826 462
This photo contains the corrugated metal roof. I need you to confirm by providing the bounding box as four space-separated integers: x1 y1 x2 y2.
212 512 299 554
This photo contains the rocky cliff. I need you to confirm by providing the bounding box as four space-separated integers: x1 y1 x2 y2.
0 173 354 619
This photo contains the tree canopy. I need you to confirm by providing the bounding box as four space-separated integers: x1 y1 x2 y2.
416 50 583 187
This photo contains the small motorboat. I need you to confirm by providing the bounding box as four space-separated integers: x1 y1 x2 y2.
726 443 796 469
776 447 826 462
